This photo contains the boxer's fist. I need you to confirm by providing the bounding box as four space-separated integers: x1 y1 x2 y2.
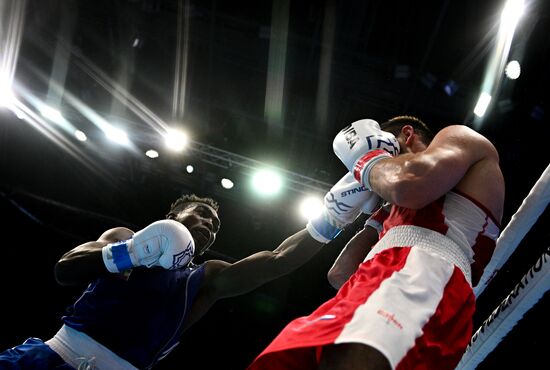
102 220 195 272
333 119 399 190
307 173 383 243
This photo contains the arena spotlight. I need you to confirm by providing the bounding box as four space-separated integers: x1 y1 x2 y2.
299 196 324 220
505 60 521 79
74 130 87 142
221 178 234 189
37 103 76 133
145 149 159 158
251 169 282 196
39 105 64 124
500 0 524 33
164 128 188 152
474 92 492 118
104 125 130 146
186 165 194 174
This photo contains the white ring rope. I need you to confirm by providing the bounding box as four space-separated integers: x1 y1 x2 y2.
475 163 550 297
456 246 550 369
456 163 550 369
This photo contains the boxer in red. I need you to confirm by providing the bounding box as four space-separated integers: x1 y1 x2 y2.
248 116 504 370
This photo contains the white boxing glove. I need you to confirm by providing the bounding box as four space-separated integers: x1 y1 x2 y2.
333 119 400 190
102 219 195 273
306 172 383 243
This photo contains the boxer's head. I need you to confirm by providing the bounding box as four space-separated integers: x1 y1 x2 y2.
167 194 220 255
380 116 434 154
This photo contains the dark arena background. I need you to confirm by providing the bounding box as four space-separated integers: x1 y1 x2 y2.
0 0 549 369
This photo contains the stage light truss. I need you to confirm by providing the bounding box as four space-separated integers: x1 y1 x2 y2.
189 140 332 196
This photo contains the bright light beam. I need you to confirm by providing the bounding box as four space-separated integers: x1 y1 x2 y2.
473 0 524 127
474 92 492 118
21 63 139 151
61 88 137 150
0 72 15 108
9 92 112 180
104 125 130 146
0 0 26 86
70 51 169 135
500 0 525 33
52 32 195 153
0 0 26 109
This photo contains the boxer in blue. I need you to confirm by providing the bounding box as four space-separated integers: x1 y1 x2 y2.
1 181 383 369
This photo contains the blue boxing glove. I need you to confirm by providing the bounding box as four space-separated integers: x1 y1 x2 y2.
332 119 400 190
306 172 383 243
102 219 195 272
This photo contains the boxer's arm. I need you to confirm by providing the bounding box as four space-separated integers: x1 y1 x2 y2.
369 125 498 209
327 225 379 290
54 227 134 286
327 205 389 289
201 228 323 300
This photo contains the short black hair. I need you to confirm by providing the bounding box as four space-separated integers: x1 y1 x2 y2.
167 194 219 217
380 115 435 144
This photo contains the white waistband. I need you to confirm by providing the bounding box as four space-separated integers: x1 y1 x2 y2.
46 325 138 370
366 225 472 286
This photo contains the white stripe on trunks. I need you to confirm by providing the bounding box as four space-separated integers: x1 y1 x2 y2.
335 247 456 369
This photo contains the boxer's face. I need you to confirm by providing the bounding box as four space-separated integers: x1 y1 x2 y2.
172 202 220 255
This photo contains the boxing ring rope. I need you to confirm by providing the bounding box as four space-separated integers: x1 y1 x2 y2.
456 163 550 370
456 246 550 369
475 163 550 296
